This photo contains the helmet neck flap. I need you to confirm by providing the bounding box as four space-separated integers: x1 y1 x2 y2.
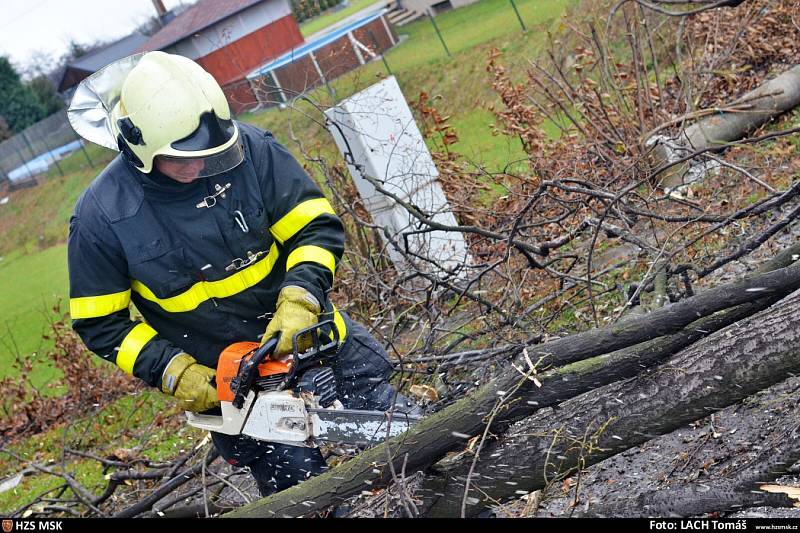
68 51 244 178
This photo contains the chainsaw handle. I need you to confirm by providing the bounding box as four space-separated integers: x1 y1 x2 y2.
291 319 339 365
285 319 340 390
232 333 280 409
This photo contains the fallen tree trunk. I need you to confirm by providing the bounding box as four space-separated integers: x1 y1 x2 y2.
227 253 800 518
577 421 800 517
652 65 800 187
682 65 800 150
417 287 800 516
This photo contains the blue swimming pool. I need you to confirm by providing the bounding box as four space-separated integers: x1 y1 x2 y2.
247 9 389 80
8 139 84 182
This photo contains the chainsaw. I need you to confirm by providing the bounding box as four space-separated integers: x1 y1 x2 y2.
185 320 421 447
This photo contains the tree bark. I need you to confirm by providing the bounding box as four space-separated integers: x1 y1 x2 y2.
683 66 800 150
577 418 800 517
653 65 800 187
226 257 800 518
418 287 800 516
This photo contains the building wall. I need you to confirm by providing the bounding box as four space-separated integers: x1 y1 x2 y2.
164 0 303 87
58 67 92 93
400 0 479 15
195 15 304 86
166 0 293 59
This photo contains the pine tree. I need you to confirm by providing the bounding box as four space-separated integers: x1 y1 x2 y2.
27 75 63 116
0 57 45 133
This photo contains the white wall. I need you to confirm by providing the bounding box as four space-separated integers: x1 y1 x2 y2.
166 0 293 59
400 0 479 15
326 76 472 284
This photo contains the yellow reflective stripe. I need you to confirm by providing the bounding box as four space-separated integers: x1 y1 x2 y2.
333 306 347 341
117 322 157 375
70 290 131 319
131 244 280 313
319 305 347 341
269 198 335 244
286 245 336 274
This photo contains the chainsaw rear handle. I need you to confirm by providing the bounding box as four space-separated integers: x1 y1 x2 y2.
231 333 280 408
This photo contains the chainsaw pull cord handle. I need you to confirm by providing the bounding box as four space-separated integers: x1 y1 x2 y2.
231 333 280 409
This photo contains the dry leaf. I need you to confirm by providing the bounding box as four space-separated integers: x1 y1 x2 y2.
409 384 439 403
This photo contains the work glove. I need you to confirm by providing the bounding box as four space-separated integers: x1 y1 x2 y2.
263 286 321 356
161 353 219 413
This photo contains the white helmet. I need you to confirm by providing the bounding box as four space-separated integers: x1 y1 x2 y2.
69 51 244 178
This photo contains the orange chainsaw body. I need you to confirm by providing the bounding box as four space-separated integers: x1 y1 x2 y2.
216 342 291 402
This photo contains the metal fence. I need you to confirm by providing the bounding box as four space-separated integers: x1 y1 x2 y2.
223 11 398 113
0 110 96 185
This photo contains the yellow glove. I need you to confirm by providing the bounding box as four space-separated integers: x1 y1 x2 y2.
161 353 219 412
263 286 321 356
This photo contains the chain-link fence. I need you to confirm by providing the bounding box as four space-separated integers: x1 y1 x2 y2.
0 110 95 186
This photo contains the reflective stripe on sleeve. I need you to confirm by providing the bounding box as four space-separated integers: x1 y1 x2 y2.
70 289 131 319
269 198 335 244
333 306 347 341
117 322 157 375
286 245 336 275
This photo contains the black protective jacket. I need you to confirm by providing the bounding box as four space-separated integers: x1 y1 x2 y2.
68 123 346 387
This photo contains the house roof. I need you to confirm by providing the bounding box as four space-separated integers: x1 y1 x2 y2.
57 32 149 92
139 0 267 52
69 32 149 74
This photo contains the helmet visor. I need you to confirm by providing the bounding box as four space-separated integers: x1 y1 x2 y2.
156 137 244 179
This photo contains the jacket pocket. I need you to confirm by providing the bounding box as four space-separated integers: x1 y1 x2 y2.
129 246 194 298
224 196 270 247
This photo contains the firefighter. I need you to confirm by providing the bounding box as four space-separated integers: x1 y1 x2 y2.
67 51 415 496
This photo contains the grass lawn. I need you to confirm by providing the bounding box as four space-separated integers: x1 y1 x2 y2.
380 0 572 73
244 0 574 180
0 244 69 384
300 0 384 37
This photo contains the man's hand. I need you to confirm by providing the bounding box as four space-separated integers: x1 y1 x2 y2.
161 353 219 412
263 286 321 356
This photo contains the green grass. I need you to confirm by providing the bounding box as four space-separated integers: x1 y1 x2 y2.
45 143 114 180
382 0 572 72
243 0 574 178
0 244 69 384
300 0 383 37
0 147 114 381
0 391 204 513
